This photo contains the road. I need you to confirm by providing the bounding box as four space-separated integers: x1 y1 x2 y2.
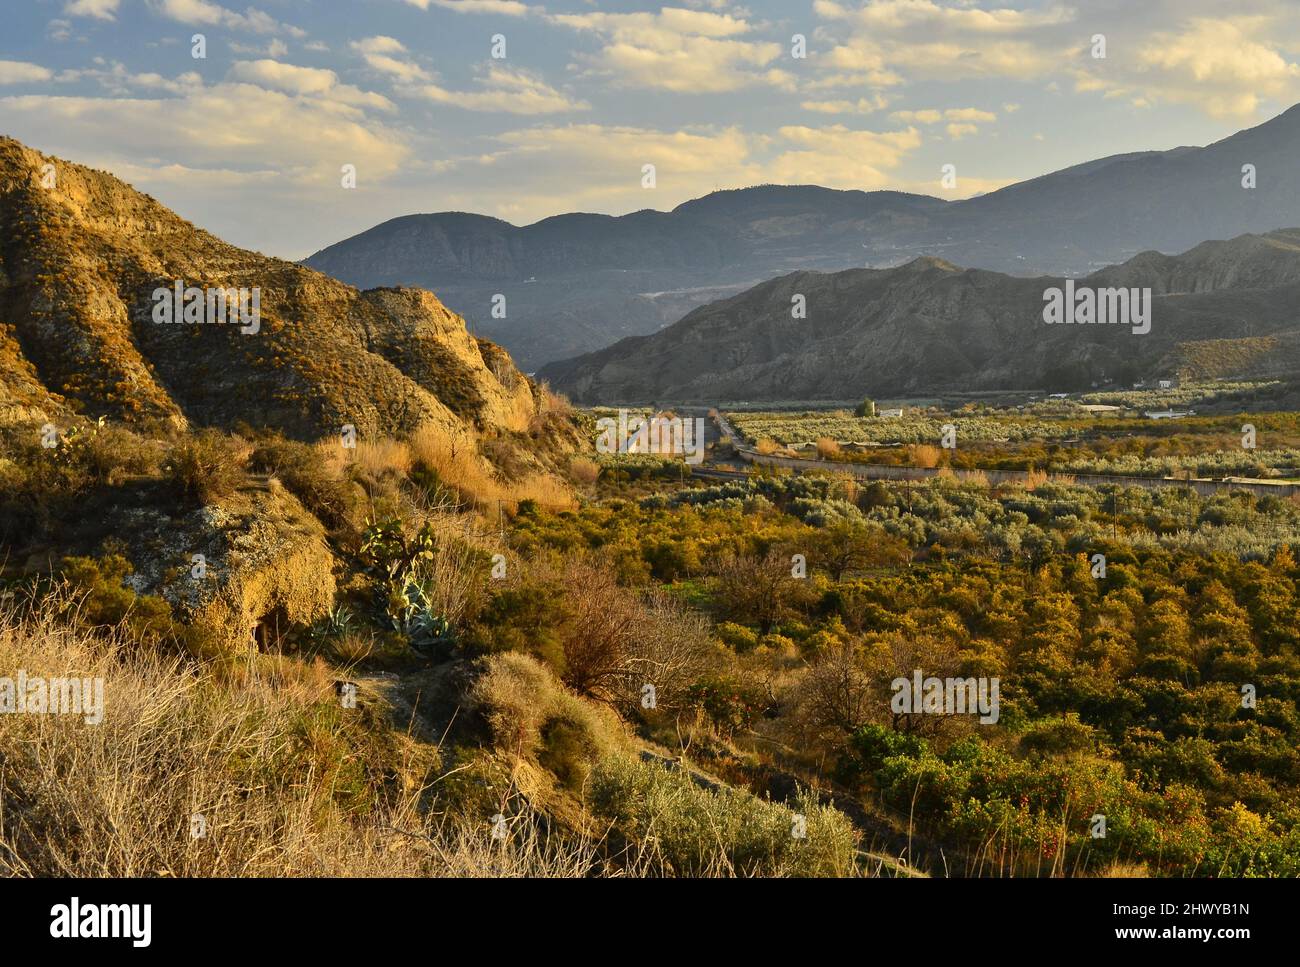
697 412 1300 498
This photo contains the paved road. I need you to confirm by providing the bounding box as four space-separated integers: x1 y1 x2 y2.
700 412 1300 498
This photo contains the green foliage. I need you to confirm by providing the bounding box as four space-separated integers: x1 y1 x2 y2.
685 675 767 736
55 554 203 652
588 756 858 876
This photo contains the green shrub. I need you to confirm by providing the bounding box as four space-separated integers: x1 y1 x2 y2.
588 756 858 877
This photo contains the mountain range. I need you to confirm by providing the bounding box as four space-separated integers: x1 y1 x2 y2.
303 104 1300 372
539 229 1300 403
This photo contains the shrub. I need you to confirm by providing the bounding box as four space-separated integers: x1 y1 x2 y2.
167 429 248 504
588 756 858 876
251 436 356 529
55 554 188 650
569 457 600 485
470 652 620 768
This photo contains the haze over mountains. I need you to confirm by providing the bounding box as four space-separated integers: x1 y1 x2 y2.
304 104 1300 372
540 229 1300 404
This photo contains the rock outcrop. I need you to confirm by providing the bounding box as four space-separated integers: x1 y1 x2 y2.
0 136 541 445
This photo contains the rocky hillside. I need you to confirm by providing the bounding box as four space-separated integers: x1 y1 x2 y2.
540 230 1300 403
304 105 1300 370
0 136 541 444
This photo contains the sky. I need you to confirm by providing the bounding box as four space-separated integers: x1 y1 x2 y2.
3 0 1299 260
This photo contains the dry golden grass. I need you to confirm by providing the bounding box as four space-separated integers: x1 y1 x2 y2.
815 437 840 459
1023 468 1051 491
470 652 623 762
910 443 943 469
569 456 600 485
755 438 781 456
408 422 575 514
0 598 624 878
932 467 959 487
352 437 412 481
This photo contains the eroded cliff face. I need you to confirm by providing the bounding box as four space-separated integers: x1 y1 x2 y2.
0 137 580 651
0 136 542 445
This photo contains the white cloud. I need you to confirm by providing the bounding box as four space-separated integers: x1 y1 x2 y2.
800 94 890 115
765 124 922 188
812 0 1074 87
64 0 120 20
229 60 335 96
404 0 532 14
1080 17 1300 119
410 64 588 114
148 0 303 36
74 62 204 94
228 59 397 110
816 0 1071 35
550 8 785 92
891 107 995 124
0 82 410 187
0 61 54 85
351 36 432 83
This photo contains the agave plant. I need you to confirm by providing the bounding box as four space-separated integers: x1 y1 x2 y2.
390 579 457 656
309 604 356 643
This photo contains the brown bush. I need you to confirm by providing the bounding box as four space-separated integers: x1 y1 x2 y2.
816 437 840 459
910 443 942 468
570 457 600 485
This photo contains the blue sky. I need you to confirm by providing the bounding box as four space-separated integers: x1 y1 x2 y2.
3 0 1299 259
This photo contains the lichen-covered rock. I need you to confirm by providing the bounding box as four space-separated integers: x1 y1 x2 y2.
115 479 336 651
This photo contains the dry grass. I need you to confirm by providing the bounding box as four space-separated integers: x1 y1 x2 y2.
815 437 840 459
0 598 613 877
1022 468 1051 491
534 381 573 417
569 456 601 486
910 443 943 469
408 422 574 513
755 438 781 456
470 652 624 763
352 437 412 481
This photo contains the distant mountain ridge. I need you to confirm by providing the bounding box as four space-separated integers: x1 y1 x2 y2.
538 229 1300 404
303 105 1300 370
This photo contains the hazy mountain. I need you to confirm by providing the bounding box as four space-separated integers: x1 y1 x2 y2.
538 230 1300 404
0 136 543 442
302 186 946 371
303 106 1300 371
